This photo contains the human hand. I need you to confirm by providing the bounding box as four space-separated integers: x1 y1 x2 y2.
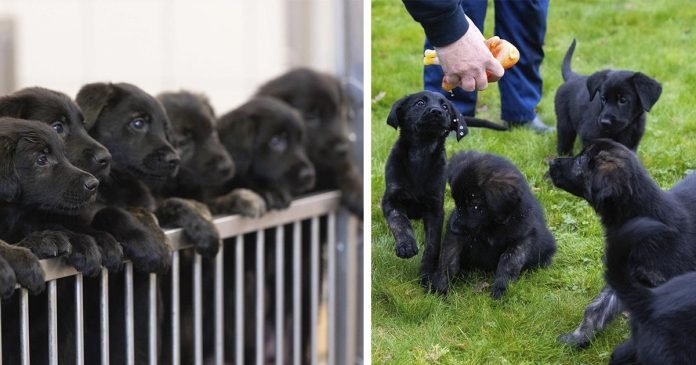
434 16 505 92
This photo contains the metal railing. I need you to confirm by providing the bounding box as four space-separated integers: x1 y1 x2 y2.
0 191 361 365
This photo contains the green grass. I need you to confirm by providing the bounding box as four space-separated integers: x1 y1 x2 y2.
370 1 696 364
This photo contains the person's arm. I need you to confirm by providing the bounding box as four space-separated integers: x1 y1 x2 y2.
402 0 469 47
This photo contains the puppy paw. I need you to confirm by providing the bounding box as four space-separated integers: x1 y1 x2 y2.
17 230 72 259
429 273 449 296
212 189 267 218
263 189 292 211
93 207 171 274
418 269 433 289
0 256 16 299
490 285 506 300
395 237 418 259
557 332 591 349
183 216 221 258
64 233 103 277
2 245 45 295
92 231 124 272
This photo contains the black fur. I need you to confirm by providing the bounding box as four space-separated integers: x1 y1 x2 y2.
157 91 266 218
549 139 696 348
605 217 696 365
381 91 507 286
256 68 364 217
0 87 122 272
431 151 556 298
216 96 316 210
555 39 662 155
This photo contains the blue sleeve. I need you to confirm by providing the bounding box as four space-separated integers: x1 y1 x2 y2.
402 0 469 47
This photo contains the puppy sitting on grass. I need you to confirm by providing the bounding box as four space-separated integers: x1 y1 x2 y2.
431 151 556 298
605 217 696 365
381 91 507 287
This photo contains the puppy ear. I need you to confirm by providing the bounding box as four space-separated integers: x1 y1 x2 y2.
446 99 468 141
586 70 610 101
588 150 631 203
0 95 28 119
386 95 410 129
0 136 20 202
484 171 521 218
631 73 662 112
76 83 115 130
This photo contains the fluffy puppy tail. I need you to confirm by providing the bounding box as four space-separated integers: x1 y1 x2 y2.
561 38 578 81
462 116 508 131
604 217 674 323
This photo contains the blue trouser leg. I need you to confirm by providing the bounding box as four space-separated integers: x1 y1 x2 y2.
423 0 487 117
495 0 549 122
422 0 548 122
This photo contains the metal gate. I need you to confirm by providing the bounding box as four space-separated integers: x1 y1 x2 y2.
0 191 360 365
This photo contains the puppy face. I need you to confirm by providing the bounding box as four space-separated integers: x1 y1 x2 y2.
587 70 662 133
448 152 522 230
387 91 467 141
76 83 180 184
217 97 315 195
0 87 112 180
0 118 99 213
549 139 638 205
256 68 355 166
157 91 235 188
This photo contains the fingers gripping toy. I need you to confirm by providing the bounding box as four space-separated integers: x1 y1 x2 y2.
424 36 520 92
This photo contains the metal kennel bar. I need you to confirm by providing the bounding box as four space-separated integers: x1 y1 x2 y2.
2 191 360 365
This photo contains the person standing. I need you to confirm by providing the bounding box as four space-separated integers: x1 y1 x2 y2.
403 0 553 133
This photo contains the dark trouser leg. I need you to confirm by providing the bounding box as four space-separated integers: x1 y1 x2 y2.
558 286 623 348
494 0 549 122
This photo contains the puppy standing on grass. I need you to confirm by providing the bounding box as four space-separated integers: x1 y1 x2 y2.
605 217 696 365
431 151 556 298
381 91 506 286
555 39 662 155
548 139 696 349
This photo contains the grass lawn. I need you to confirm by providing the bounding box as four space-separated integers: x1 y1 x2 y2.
370 1 696 364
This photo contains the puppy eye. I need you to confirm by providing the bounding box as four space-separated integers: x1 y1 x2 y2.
51 121 65 134
442 103 449 110
304 110 321 126
415 100 425 107
36 154 49 166
619 96 628 104
600 96 606 103
269 133 288 152
130 118 147 131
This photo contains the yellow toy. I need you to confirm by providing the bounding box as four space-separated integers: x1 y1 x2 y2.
424 36 520 91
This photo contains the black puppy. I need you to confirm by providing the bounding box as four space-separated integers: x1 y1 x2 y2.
549 139 696 348
381 91 507 286
256 68 363 217
431 151 556 298
0 117 99 293
605 218 696 365
0 87 122 272
157 91 266 217
216 96 316 210
555 39 662 155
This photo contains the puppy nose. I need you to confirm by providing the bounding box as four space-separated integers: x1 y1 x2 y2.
333 142 350 160
165 153 180 170
83 176 99 192
599 118 612 128
92 149 112 167
429 108 443 116
298 166 315 187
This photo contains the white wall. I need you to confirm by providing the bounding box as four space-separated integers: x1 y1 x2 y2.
0 0 343 114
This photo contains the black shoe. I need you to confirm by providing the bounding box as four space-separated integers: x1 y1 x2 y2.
505 116 555 134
